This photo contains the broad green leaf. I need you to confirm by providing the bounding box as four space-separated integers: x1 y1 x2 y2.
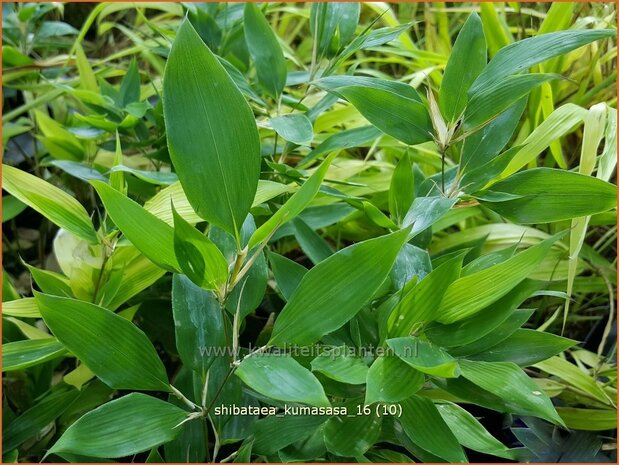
324 412 381 457
436 235 559 324
324 23 412 75
402 196 457 238
270 113 313 145
439 12 486 122
48 393 187 458
390 243 431 290
2 297 41 318
4 388 80 453
244 3 287 97
469 329 576 366
36 293 169 391
436 402 516 460
556 408 617 431
464 74 558 130
270 229 408 346
388 337 460 378
172 274 227 373
426 279 540 347
460 360 564 425
450 309 534 357
310 350 368 384
268 251 307 301
292 217 334 264
118 59 140 107
310 2 360 58
365 355 424 404
478 168 617 224
388 252 464 336
164 19 260 239
279 426 325 462
92 180 178 271
503 103 587 176
389 152 415 224
236 354 330 407
248 154 335 249
2 164 97 243
2 194 26 222
399 395 467 463
145 179 292 226
252 415 327 456
470 29 616 94
172 206 227 292
5 316 51 340
75 42 98 92
314 77 432 145
25 263 74 297
108 165 178 185
534 356 609 405
2 338 66 371
299 125 381 168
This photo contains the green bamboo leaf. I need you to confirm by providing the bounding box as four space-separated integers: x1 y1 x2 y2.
36 293 169 391
292 217 334 264
503 103 588 176
118 59 140 107
310 350 368 385
439 12 486 122
388 337 460 378
270 229 409 346
436 402 516 460
2 338 66 372
314 76 432 145
48 393 187 459
402 196 457 238
450 309 534 357
436 235 560 324
460 360 564 425
426 280 541 348
464 74 558 130
3 388 80 453
388 251 464 336
556 408 617 431
172 274 227 373
534 356 609 404
2 297 41 318
268 251 307 301
390 243 431 290
244 3 287 98
2 164 97 243
310 2 360 58
388 152 415 224
270 113 313 145
164 19 260 239
470 28 616 94
25 262 74 297
299 126 381 168
92 180 179 271
399 395 467 463
324 412 381 457
248 154 335 250
2 194 27 222
477 168 617 223
236 354 330 407
469 329 576 366
252 415 327 456
172 206 228 292
365 355 424 404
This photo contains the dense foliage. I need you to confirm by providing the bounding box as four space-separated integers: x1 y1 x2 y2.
2 2 617 463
